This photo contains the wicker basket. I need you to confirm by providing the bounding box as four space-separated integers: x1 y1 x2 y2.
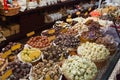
0 6 20 16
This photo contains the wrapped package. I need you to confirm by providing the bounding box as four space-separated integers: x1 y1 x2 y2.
17 0 27 11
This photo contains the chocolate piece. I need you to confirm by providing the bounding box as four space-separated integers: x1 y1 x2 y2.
42 45 69 62
54 34 80 49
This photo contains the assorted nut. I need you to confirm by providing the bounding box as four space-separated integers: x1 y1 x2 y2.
27 36 50 49
31 60 61 80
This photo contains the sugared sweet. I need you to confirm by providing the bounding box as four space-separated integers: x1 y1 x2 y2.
61 55 97 80
77 42 110 62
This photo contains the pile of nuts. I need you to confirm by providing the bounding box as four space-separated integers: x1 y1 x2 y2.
27 36 50 49
31 60 61 80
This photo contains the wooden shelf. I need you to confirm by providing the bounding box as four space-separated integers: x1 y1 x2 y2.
0 8 97 50
17 0 82 16
0 0 95 49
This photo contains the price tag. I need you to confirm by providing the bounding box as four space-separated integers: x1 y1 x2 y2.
45 74 51 80
26 31 35 37
84 12 88 16
48 29 55 34
68 15 71 18
2 69 12 80
66 18 72 23
88 7 92 11
0 60 2 65
1 50 12 59
76 11 81 15
11 43 21 51
48 36 56 42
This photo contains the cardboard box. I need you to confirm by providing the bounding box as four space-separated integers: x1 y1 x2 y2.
2 28 11 37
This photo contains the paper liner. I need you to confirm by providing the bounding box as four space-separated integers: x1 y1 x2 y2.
110 48 117 55
17 45 43 63
94 59 107 69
